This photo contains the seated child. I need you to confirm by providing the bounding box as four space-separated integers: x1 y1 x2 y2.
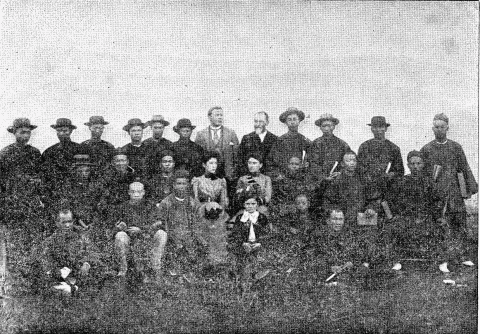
228 193 270 281
235 152 272 216
38 208 104 295
113 181 166 283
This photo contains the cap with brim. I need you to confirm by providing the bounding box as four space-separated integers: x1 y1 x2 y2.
146 115 170 127
407 150 424 162
173 118 196 133
72 154 93 166
85 116 109 126
7 118 37 133
279 107 305 124
315 113 339 127
433 113 449 124
123 118 147 132
367 116 390 127
51 118 77 130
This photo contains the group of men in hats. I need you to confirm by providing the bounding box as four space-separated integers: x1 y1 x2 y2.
0 106 477 291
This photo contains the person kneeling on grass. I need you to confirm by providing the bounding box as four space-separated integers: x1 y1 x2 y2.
38 208 104 295
228 193 271 281
113 181 166 284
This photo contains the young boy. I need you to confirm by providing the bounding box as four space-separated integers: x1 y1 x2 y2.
229 193 270 281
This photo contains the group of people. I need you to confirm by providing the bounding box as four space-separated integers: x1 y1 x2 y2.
0 106 477 294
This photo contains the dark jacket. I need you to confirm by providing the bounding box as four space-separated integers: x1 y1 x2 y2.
237 131 278 176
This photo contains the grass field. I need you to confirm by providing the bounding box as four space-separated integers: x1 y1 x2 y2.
1 213 478 334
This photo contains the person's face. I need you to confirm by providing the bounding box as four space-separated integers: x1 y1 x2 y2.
288 157 301 172
173 178 189 197
408 156 425 175
178 127 192 139
371 125 387 139
432 120 449 140
247 157 262 174
151 122 165 138
14 127 31 145
75 165 91 181
342 153 357 172
244 198 258 213
57 211 74 230
295 196 309 213
129 126 143 142
286 114 300 131
254 113 268 133
327 211 345 232
209 109 224 127
56 126 73 141
113 155 129 172
129 183 145 201
161 155 175 173
320 120 335 136
203 158 218 174
89 124 104 139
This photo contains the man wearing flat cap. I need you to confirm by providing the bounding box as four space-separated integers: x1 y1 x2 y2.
121 118 149 179
143 115 173 176
81 116 115 178
420 113 477 272
41 118 83 196
171 118 204 178
266 107 311 179
357 116 404 211
309 113 351 184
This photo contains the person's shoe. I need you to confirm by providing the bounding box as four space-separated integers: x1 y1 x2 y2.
254 269 270 280
439 262 450 273
391 263 402 271
462 260 474 267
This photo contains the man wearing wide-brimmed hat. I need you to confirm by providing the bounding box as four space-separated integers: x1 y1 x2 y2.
120 118 149 178
143 115 173 176
357 116 404 213
81 116 115 175
309 113 351 183
266 107 311 178
171 118 204 178
41 118 83 194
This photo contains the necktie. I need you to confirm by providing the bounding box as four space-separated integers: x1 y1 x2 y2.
247 219 256 243
212 128 220 147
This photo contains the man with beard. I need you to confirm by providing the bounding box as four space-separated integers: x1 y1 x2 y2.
237 112 278 177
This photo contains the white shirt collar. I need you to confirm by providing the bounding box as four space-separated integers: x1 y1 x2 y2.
175 196 185 202
210 125 222 131
240 211 259 224
258 131 267 142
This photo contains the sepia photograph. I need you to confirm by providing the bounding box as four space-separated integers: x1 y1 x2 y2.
0 1 477 333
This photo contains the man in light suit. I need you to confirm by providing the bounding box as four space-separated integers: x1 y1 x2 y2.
195 106 239 181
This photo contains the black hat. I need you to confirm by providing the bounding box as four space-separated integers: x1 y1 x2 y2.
51 118 77 130
123 118 146 132
146 115 170 127
315 113 339 127
85 116 109 126
173 118 196 133
367 116 390 127
72 154 93 166
279 107 305 124
7 118 37 133
407 150 424 162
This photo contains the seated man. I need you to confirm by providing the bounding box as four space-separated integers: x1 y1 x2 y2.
37 209 104 295
113 182 166 284
146 150 176 204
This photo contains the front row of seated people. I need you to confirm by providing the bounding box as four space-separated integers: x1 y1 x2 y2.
33 145 475 294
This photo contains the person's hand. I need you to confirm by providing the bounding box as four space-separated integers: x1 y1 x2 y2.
251 242 261 251
276 174 285 181
331 265 342 273
60 267 71 279
151 221 163 231
385 172 396 179
290 227 299 235
242 242 252 253
80 262 91 276
364 209 376 218
326 172 341 181
127 226 141 234
116 221 127 231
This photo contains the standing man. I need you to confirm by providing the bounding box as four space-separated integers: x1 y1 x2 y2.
420 113 477 271
195 106 239 181
81 116 115 177
266 107 310 179
171 118 205 177
357 116 404 210
41 118 83 195
237 112 278 177
309 113 350 184
121 118 148 178
143 115 172 176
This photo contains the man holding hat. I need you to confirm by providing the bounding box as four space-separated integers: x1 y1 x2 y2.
171 118 204 178
81 116 115 176
266 107 311 178
309 113 351 184
143 115 172 175
41 118 83 195
121 118 149 178
357 116 404 210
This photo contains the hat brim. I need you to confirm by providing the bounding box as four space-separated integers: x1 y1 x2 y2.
7 125 37 133
173 125 196 133
367 123 390 127
51 124 77 130
279 110 306 123
315 118 339 127
146 120 170 127
123 124 147 132
85 121 109 126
